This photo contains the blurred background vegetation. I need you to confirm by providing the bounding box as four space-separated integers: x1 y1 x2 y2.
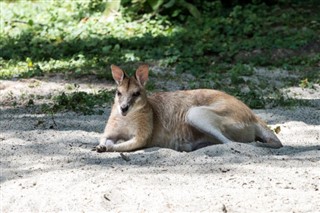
0 0 319 112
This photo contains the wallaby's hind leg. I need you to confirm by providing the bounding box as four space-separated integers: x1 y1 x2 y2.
254 123 283 148
186 107 234 145
186 106 283 149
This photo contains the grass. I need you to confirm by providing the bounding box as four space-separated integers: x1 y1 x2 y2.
0 0 319 114
41 90 114 115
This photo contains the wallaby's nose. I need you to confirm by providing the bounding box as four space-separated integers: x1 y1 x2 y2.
121 105 129 113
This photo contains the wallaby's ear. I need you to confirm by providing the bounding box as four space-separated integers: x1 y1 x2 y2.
111 65 125 85
135 64 149 86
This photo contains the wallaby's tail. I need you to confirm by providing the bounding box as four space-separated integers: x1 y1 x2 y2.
254 119 283 149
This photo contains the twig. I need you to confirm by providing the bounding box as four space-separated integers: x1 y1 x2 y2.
222 204 228 213
50 112 57 128
103 194 111 201
11 20 47 27
120 153 130 162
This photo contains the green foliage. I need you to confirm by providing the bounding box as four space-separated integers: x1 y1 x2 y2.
236 88 266 109
299 78 313 89
122 0 201 20
230 64 254 84
0 0 319 111
42 90 114 115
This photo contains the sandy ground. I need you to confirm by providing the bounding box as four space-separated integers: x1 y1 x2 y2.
0 76 320 212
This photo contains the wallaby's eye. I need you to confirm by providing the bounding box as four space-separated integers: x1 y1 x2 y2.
133 91 140 97
117 90 122 96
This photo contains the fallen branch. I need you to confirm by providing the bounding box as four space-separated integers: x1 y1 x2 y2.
120 153 130 162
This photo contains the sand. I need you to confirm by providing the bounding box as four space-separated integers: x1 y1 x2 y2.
0 77 320 212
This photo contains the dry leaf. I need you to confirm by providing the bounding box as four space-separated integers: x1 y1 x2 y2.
274 126 281 134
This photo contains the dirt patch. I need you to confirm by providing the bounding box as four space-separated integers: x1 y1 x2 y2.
0 69 319 212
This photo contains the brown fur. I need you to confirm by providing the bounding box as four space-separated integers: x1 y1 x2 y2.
96 64 283 152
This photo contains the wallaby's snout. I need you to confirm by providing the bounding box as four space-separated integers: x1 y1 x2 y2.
120 104 129 116
120 105 129 113
117 93 133 116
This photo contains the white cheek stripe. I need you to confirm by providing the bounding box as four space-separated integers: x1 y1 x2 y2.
118 105 122 114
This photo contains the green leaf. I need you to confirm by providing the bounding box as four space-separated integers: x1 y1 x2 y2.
163 0 176 8
28 19 33 26
147 0 164 11
102 45 112 54
26 57 33 68
181 1 201 19
177 0 201 19
172 9 181 17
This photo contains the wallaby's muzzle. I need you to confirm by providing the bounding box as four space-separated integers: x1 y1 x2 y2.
120 104 129 116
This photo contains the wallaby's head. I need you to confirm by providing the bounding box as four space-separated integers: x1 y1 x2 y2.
111 64 149 116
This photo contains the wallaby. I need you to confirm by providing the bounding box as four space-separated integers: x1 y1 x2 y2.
96 64 283 152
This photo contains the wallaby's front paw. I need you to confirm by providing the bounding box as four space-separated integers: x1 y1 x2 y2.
96 145 107 153
96 138 115 153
